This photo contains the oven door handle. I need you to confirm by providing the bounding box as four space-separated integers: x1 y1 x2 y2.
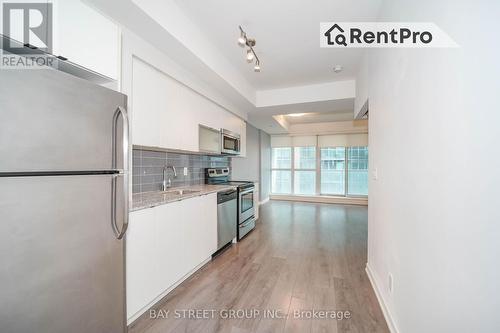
239 188 254 195
240 218 255 228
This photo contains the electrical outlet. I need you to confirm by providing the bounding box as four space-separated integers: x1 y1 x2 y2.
372 167 378 180
388 273 394 293
183 167 188 176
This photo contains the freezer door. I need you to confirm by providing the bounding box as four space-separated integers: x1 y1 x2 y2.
0 69 128 173
0 175 126 333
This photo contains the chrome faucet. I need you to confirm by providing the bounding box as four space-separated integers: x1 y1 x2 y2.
162 165 177 191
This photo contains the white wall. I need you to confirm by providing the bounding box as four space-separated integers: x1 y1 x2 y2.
360 0 500 332
231 124 272 202
231 123 260 182
259 131 271 201
256 80 355 107
288 120 368 135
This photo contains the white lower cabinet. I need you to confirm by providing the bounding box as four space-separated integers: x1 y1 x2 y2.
126 193 217 322
126 207 160 321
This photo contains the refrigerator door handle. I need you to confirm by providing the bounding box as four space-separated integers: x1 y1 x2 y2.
111 174 129 239
111 105 129 240
112 106 130 172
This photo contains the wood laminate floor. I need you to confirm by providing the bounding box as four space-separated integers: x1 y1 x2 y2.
129 200 389 333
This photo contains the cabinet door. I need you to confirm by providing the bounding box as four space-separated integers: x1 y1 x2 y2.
181 196 204 269
126 209 160 319
199 194 218 256
199 125 221 154
155 200 186 291
131 58 165 148
53 0 119 80
181 194 217 267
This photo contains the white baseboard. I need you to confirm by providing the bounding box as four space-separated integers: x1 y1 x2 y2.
127 256 212 325
270 194 368 206
365 263 399 333
259 197 270 205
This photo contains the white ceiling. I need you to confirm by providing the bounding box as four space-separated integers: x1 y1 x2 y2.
284 112 355 124
174 0 381 90
248 97 354 134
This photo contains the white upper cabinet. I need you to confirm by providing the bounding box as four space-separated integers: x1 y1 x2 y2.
199 125 221 154
131 59 169 149
131 56 246 155
52 0 119 80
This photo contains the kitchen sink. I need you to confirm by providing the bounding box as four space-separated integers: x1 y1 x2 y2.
161 189 201 196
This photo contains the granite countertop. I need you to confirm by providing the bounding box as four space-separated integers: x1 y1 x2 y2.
131 184 237 212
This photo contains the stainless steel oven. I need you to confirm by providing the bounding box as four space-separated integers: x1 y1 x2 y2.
239 185 254 223
238 184 255 240
221 129 241 155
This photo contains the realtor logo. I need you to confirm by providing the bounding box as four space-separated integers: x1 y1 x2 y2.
2 2 53 54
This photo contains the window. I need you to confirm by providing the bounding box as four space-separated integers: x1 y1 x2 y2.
272 147 291 168
271 148 292 194
270 136 368 197
294 146 316 169
272 170 291 194
294 147 316 195
320 147 345 195
347 147 368 196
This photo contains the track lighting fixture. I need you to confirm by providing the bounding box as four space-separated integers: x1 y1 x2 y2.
238 26 261 72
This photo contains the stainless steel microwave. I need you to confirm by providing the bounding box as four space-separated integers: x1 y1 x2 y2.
220 129 240 155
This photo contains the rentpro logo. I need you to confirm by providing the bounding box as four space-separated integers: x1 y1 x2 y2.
320 22 457 48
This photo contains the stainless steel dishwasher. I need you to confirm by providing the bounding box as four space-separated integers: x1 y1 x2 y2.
217 189 237 251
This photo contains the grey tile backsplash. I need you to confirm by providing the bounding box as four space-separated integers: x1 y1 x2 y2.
132 149 231 193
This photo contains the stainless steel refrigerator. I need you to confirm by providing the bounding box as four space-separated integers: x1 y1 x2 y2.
0 68 129 332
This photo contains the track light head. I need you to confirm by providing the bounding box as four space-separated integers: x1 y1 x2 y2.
237 33 246 47
246 38 256 47
246 49 254 63
254 61 261 72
